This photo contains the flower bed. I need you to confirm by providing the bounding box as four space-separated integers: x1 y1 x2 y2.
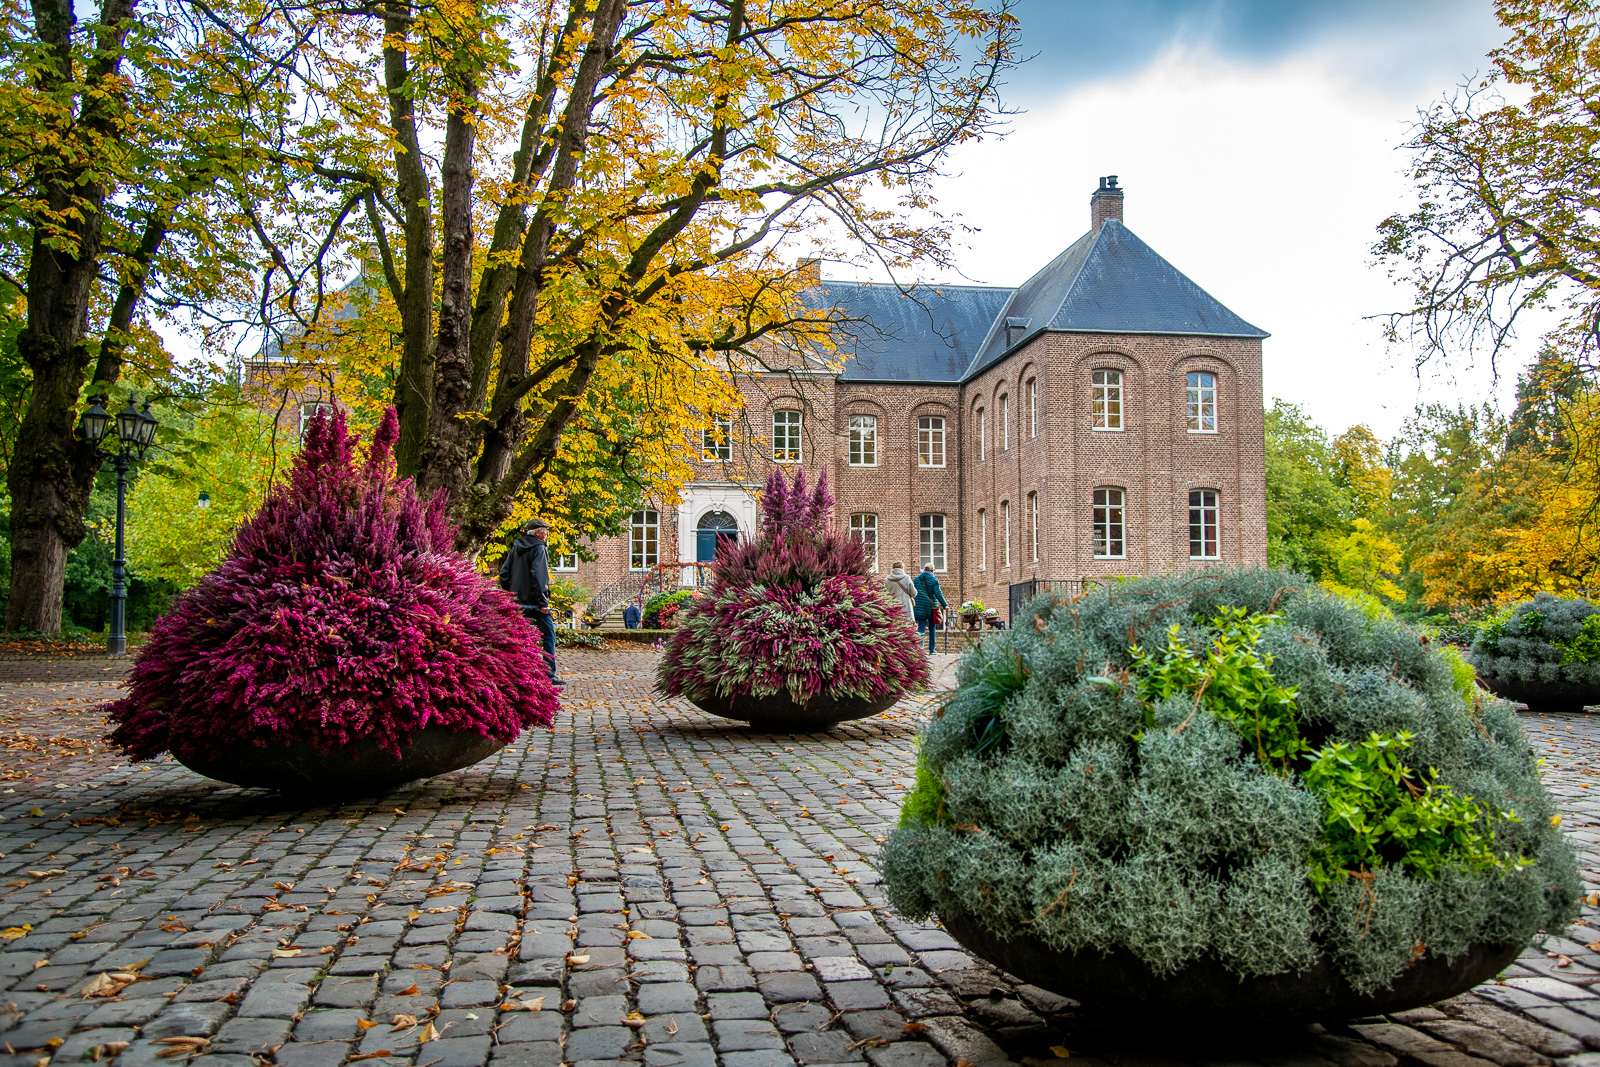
659 468 927 727
1471 593 1600 713
882 570 1577 1019
106 409 559 792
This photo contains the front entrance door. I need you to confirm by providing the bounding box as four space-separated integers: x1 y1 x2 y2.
696 510 739 562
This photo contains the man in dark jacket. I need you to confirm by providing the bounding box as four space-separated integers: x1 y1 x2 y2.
499 519 561 687
622 603 641 629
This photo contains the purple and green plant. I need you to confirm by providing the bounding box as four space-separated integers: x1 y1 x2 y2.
660 467 928 706
107 408 559 763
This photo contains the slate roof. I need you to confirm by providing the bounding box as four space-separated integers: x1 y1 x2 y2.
801 281 1013 383
963 220 1267 378
799 220 1265 385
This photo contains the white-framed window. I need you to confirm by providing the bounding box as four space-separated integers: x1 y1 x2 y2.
977 408 986 460
918 416 945 467
1187 372 1217 433
1093 487 1125 560
773 409 803 462
299 401 334 439
920 514 946 572
1027 377 1038 439
1002 500 1011 567
849 512 878 571
1092 369 1122 430
1189 489 1220 559
553 553 578 572
1000 394 1010 451
629 509 659 570
978 508 986 571
1028 491 1038 563
848 415 877 467
702 415 732 461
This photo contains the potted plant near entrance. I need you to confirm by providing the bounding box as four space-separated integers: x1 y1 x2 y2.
882 570 1577 1021
106 409 559 794
659 467 929 728
1471 593 1600 714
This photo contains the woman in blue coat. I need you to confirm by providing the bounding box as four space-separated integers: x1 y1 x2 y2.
911 564 949 653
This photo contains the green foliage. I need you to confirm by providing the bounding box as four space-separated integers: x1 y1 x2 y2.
556 629 605 649
1131 608 1302 769
1265 401 1351 581
642 589 696 627
549 579 590 618
1472 593 1600 687
900 755 946 827
883 568 1578 995
1304 732 1515 891
1562 615 1600 665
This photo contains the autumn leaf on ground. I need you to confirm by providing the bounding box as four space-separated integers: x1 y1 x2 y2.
389 1014 418 1031
626 931 649 940
0 926 31 940
417 1021 440 1044
26 869 65 879
355 1020 378 1031
395 985 419 997
499 996 544 1012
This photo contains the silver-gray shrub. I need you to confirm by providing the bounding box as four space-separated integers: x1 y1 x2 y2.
1472 593 1600 687
881 568 1577 994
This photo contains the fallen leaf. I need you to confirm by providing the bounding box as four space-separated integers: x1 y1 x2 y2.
270 949 301 958
901 1022 929 1037
407 911 422 922
567 954 590 965
46 1039 62 1049
395 984 419 997
626 931 649 940
348 1052 392 1061
499 996 544 1012
390 1014 418 1030
102 1042 129 1056
623 1012 645 1029
665 1019 678 1036
26 870 65 879
1052 1047 1072 1059
0 926 31 940
27 807 42 817
79 973 126 998
355 1020 378 1031
417 1021 440 1044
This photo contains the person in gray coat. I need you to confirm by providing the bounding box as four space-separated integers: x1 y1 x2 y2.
885 562 916 617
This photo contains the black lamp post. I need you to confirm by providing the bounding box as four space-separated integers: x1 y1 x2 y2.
79 395 159 655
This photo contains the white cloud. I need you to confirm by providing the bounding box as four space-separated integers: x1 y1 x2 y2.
842 44 1537 439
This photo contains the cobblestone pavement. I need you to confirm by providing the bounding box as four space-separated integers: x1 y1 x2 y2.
0 653 1598 1067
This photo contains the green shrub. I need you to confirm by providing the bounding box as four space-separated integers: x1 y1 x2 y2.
642 589 696 627
1472 593 1600 686
881 568 1577 995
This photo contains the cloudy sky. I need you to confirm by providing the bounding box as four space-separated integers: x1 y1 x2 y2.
830 0 1514 439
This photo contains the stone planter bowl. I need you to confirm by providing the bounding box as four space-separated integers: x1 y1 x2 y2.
1477 673 1600 715
688 689 901 730
943 914 1521 1023
174 727 508 795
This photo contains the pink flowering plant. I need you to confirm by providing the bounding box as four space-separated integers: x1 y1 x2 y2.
660 467 928 706
108 408 559 763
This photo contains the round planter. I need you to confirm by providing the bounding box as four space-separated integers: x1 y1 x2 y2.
174 727 508 795
1477 672 1600 715
942 914 1520 1022
687 689 901 730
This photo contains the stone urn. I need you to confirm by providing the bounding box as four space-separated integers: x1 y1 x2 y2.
174 728 508 795
942 914 1522 1023
687 689 901 731
1476 673 1599 715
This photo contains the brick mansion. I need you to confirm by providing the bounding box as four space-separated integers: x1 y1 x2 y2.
249 177 1269 615
558 177 1269 611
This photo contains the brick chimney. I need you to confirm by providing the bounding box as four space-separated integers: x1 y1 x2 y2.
796 257 822 286
1091 175 1123 234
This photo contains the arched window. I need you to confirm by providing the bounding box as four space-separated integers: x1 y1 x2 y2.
920 514 946 572
1092 369 1122 430
849 513 878 571
848 415 876 466
773 409 803 461
1186 372 1217 433
630 510 659 570
1000 393 1010 451
1189 490 1220 559
918 416 945 467
1092 488 1125 560
1027 377 1038 438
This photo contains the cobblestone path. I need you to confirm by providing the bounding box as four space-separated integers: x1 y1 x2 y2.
0 652 1598 1067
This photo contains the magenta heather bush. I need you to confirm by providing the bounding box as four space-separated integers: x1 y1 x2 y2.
107 408 558 763
660 467 928 706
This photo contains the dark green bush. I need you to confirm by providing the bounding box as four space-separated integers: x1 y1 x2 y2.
882 569 1577 994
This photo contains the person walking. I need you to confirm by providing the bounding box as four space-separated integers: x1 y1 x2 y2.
622 603 641 630
912 563 948 653
885 562 915 617
499 518 562 688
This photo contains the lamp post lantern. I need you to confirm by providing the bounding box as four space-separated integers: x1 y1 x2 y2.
80 395 159 655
